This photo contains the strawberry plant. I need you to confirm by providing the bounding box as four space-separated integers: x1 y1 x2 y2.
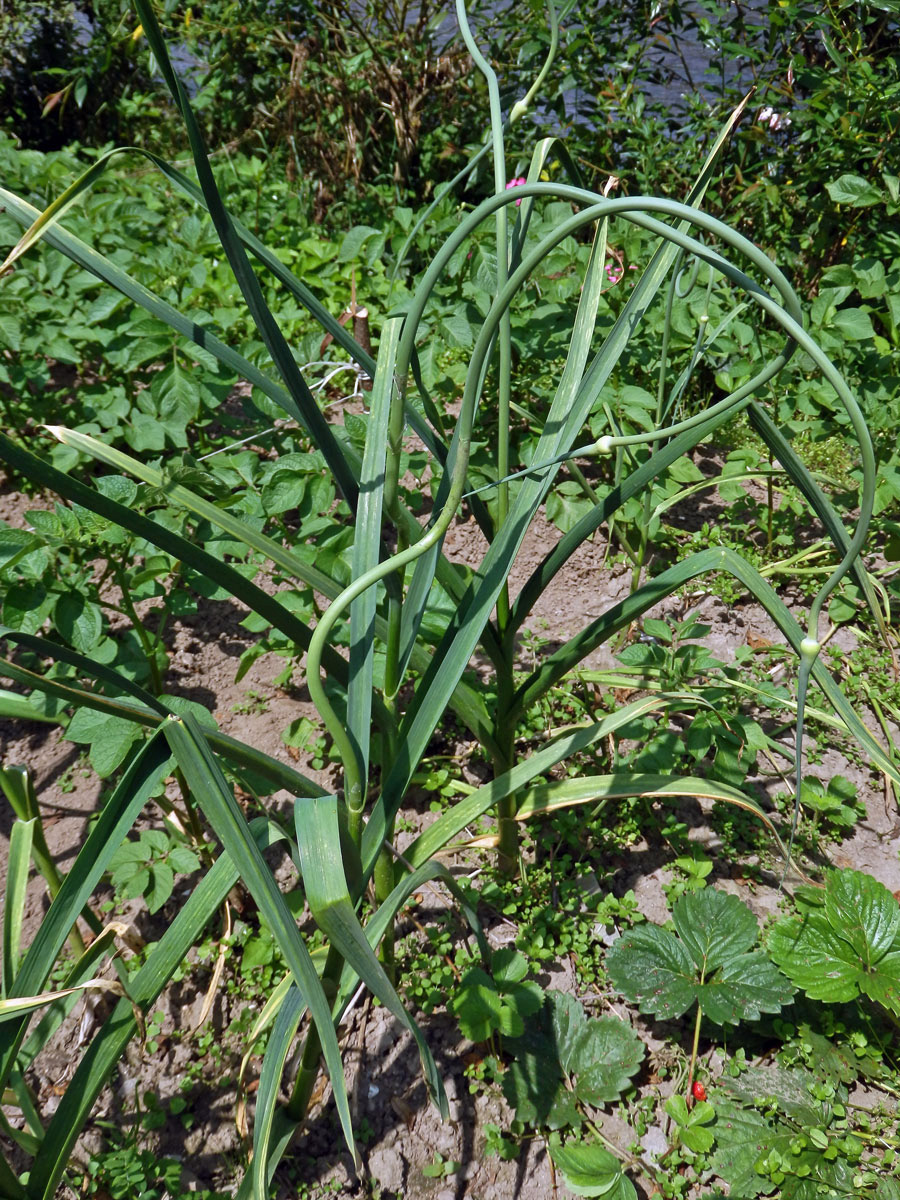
767 868 900 1018
606 888 795 1027
549 1142 637 1200
502 990 645 1130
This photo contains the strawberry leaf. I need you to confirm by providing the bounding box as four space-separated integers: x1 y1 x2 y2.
606 889 795 1025
502 991 644 1127
549 1142 637 1199
767 868 900 1015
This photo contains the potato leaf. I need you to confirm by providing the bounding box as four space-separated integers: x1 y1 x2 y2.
606 889 795 1025
767 868 900 1014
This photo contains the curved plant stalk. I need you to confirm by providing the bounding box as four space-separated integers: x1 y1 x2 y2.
367 196 799 868
384 180 873 882
387 0 561 302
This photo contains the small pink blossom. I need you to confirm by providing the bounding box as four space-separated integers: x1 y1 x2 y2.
505 177 527 206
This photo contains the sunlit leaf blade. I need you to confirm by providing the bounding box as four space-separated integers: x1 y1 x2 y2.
294 795 447 1116
401 694 764 869
44 426 342 600
163 715 360 1167
0 691 56 723
252 983 306 1200
2 819 33 995
348 319 400 781
0 977 127 1023
0 767 70 917
246 852 490 1196
26 819 285 1200
0 732 172 1096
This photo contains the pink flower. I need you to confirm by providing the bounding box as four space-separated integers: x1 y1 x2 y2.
505 177 527 206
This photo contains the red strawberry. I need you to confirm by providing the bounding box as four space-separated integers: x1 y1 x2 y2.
691 1080 707 1101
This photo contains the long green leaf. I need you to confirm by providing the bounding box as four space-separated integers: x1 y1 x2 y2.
250 854 491 1197
510 772 783 836
132 0 357 506
347 319 400 781
21 426 493 751
25 818 284 1200
2 819 34 996
0 732 172 1097
0 622 168 716
44 426 343 599
0 640 326 801
405 693 701 868
0 691 56 724
163 715 360 1168
251 983 306 1200
295 795 447 1113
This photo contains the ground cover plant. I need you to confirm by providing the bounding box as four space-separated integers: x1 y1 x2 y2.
0 1 899 1197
